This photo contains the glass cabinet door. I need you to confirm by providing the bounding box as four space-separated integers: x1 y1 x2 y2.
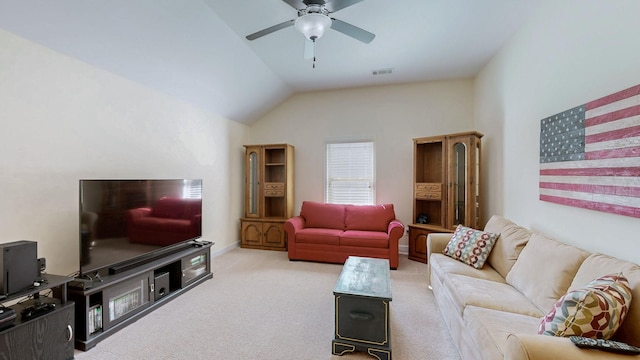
474 141 481 228
451 141 467 227
246 149 260 217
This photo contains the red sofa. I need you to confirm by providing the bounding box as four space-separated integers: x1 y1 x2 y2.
126 197 202 246
284 201 404 269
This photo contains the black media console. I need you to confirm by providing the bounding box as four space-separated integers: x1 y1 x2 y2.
69 241 213 351
0 274 75 359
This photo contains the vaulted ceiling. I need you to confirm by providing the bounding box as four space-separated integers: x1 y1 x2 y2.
0 0 538 124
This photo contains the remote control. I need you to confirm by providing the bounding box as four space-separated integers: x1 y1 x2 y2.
570 336 640 355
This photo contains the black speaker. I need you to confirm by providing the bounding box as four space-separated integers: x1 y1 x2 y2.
0 241 38 296
37 258 46 275
154 272 170 301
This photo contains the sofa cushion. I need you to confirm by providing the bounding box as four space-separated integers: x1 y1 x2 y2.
132 217 192 233
570 253 640 346
505 233 590 313
153 197 186 219
344 204 395 232
445 274 544 318
430 253 507 284
295 228 342 245
300 201 345 230
464 306 541 360
538 273 632 339
443 225 499 269
484 215 532 278
339 230 389 248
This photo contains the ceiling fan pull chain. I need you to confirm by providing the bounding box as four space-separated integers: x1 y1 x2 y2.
313 39 317 68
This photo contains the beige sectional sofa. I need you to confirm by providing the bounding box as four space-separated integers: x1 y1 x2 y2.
427 215 640 360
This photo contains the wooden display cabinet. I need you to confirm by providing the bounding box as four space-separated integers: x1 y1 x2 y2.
240 144 294 251
409 131 483 263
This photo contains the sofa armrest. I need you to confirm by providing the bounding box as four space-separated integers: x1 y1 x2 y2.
505 334 640 360
387 220 404 237
426 233 453 287
426 233 453 258
284 216 305 234
387 220 404 270
126 207 152 221
285 216 305 260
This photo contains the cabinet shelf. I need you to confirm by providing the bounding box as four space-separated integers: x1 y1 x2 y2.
0 274 75 359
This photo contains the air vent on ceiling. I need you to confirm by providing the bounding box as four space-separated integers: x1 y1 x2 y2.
372 68 393 76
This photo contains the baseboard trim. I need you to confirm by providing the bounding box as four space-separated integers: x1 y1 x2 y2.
210 241 407 257
210 241 240 258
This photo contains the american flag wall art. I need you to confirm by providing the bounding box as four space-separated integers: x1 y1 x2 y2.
539 83 640 218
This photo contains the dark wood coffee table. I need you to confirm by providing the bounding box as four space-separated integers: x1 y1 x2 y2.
332 256 392 360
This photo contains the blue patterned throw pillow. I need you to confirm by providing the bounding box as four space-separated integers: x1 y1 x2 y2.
442 225 499 269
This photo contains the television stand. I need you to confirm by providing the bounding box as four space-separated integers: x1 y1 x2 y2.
0 274 75 359
69 241 213 351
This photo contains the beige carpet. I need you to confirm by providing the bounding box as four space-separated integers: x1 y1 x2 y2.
74 248 460 360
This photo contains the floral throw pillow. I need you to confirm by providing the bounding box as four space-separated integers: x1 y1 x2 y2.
442 225 499 269
538 273 632 339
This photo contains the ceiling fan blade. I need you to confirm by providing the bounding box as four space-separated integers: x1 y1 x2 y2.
325 0 365 13
246 19 295 41
281 0 307 10
303 39 315 59
330 18 375 43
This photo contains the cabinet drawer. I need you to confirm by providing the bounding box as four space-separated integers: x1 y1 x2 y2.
415 183 441 200
416 191 441 200
264 182 284 190
415 183 441 192
264 190 284 197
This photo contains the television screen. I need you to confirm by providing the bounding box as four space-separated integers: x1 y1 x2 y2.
79 179 202 277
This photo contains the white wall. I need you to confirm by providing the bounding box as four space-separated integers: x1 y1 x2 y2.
475 0 640 264
0 29 248 275
249 80 475 248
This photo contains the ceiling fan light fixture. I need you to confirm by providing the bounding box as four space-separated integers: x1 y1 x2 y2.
295 13 332 41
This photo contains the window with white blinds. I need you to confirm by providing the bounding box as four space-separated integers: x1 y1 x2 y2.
182 179 202 199
325 141 375 205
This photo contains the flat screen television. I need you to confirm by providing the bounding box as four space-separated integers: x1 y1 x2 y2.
79 179 202 277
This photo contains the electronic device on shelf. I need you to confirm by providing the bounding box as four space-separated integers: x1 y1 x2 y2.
570 335 640 355
0 240 39 296
78 179 203 278
20 301 56 321
0 306 16 329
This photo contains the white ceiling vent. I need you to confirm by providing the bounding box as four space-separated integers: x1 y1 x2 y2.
372 68 393 76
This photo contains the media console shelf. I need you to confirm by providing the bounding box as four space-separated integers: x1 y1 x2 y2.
69 241 213 351
0 274 75 359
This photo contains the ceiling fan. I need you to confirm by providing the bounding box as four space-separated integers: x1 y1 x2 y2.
245 0 375 65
